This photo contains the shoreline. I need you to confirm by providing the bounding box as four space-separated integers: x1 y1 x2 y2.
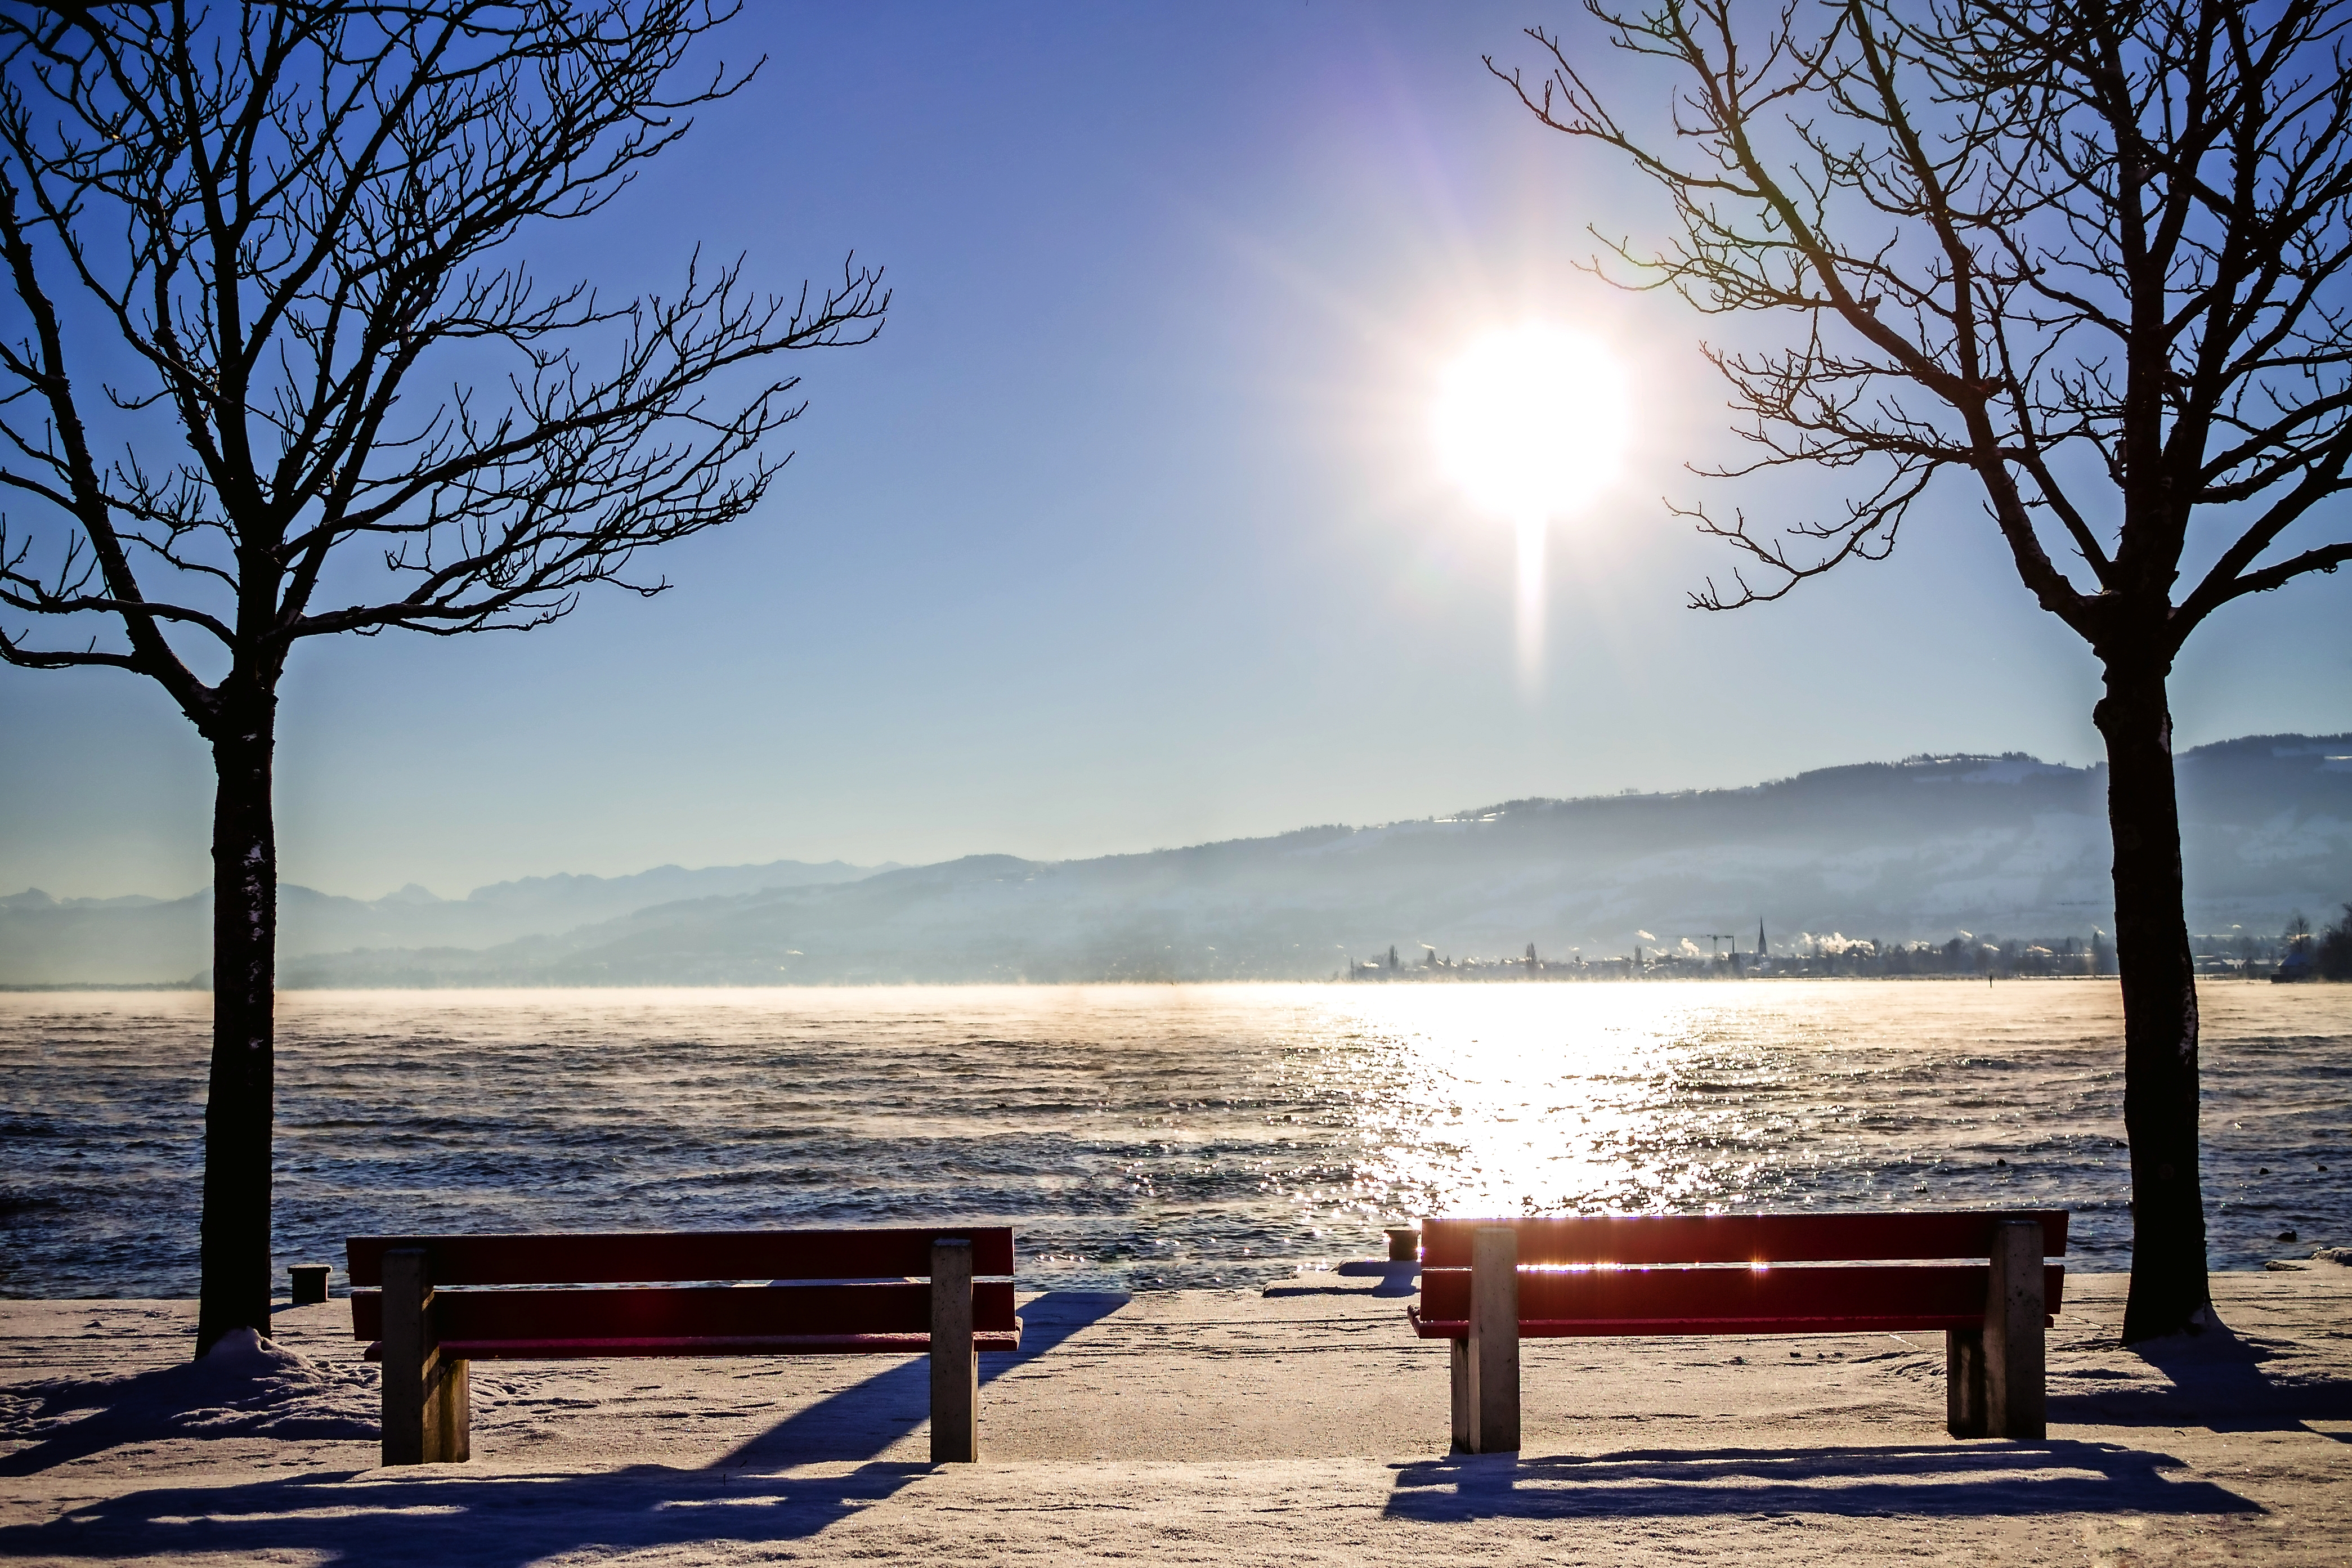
4 1267 2346 1564
18 976 2345 993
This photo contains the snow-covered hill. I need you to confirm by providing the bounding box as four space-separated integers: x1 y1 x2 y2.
8 734 2346 987
0 858 881 985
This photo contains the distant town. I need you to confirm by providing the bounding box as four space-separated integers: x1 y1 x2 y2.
1343 909 2352 982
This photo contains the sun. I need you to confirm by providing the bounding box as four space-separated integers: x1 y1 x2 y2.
1432 322 1631 522
1432 322 1634 692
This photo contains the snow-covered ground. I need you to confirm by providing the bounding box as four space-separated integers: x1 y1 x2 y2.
3 1268 2346 1565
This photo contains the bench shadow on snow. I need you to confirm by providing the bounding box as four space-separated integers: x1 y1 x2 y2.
713 1288 1127 1469
0 1291 1127 1567
1387 1319 2352 1521
1384 1310 2352 1522
1382 1439 2261 1521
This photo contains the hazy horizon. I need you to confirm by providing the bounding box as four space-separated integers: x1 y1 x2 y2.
10 736 2344 989
0 733 2197 907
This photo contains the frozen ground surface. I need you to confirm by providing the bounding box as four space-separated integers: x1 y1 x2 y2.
2 1267 2348 1565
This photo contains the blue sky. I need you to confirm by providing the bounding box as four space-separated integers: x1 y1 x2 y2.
5 1 2349 901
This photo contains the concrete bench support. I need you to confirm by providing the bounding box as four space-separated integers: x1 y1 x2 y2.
380 1247 469 1466
1945 1325 1986 1437
1947 1218 2045 1439
1984 1217 2046 1439
929 1238 978 1463
1449 1338 1471 1451
1463 1225 1520 1453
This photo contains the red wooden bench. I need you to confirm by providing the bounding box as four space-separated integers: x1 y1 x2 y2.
347 1226 1019 1467
1410 1211 2066 1453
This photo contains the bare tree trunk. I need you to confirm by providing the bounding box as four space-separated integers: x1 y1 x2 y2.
195 692 277 1356
2095 664 2210 1343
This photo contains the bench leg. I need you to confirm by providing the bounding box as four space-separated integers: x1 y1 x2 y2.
1468 1225 1520 1453
381 1247 471 1466
1945 1327 1986 1437
1450 1337 1471 1451
429 1356 471 1463
1985 1218 2046 1440
930 1238 978 1463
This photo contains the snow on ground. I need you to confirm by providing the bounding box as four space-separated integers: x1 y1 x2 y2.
3 1269 2347 1565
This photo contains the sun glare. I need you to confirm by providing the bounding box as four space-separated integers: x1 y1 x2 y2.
1432 322 1630 523
1432 323 1632 692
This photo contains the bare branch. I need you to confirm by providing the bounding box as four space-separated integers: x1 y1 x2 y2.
1493 0 2352 651
0 1 881 731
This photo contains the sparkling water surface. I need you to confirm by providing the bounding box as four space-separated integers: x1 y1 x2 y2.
2 980 2345 1297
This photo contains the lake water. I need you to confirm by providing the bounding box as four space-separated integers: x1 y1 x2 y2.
1 980 2345 1297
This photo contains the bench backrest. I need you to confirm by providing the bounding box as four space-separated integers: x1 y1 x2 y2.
346 1226 1015 1287
345 1226 1019 1347
1419 1211 2067 1267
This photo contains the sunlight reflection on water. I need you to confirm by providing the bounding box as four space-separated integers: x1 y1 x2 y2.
2 980 2344 1295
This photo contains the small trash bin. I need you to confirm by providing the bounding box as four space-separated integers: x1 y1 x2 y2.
1385 1226 1420 1263
289 1264 332 1305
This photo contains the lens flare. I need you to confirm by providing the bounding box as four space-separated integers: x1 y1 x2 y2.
1433 323 1632 691
1433 323 1630 523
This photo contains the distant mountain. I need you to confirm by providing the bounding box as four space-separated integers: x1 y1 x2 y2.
0 889 165 910
299 733 2352 985
416 859 896 935
8 735 2346 988
0 859 885 985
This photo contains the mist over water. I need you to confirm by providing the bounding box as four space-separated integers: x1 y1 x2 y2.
2 981 2345 1298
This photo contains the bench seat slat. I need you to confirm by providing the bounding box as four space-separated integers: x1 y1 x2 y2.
361 1330 1022 1360
346 1227 1015 1287
1409 1310 2045 1338
1417 1261 2064 1332
350 1280 1019 1343
1419 1212 2067 1267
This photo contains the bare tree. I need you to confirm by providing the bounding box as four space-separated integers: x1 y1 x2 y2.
1494 0 2352 1340
0 2 886 1354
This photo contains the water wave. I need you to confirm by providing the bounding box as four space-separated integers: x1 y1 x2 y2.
1 980 2344 1296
